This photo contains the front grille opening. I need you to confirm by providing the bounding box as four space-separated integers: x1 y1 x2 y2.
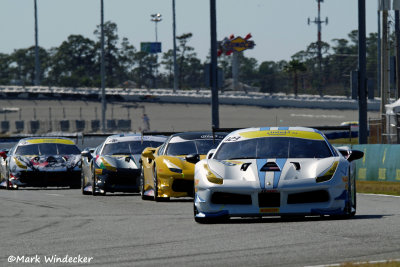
258 192 280 207
287 190 330 204
172 179 194 194
211 192 252 205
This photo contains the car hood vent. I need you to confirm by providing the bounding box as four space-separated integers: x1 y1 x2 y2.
260 162 280 172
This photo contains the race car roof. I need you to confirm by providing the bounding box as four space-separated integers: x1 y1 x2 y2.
105 134 167 144
18 137 76 145
170 132 227 141
227 127 325 141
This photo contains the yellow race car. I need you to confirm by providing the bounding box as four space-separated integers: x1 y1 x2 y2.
140 132 227 201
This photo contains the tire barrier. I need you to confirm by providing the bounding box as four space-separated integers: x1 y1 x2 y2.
15 120 24 133
1 121 10 134
91 120 100 132
352 144 400 182
107 119 117 131
75 120 85 132
29 120 40 134
60 120 70 132
117 119 131 132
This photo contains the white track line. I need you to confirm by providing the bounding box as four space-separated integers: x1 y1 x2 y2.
304 259 400 267
359 193 400 198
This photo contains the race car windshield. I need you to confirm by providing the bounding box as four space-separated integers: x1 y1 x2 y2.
15 143 80 155
166 139 220 156
102 141 164 155
214 137 333 160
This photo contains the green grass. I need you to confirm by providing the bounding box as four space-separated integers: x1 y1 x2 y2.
357 181 400 196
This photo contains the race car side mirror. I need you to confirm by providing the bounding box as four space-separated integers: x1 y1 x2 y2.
81 151 91 158
186 154 200 164
142 147 156 160
81 150 92 160
347 150 364 162
207 149 216 159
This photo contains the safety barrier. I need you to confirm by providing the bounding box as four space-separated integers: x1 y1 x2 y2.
75 120 85 132
352 144 400 182
0 119 132 134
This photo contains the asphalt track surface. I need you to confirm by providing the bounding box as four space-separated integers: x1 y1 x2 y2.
1 189 399 267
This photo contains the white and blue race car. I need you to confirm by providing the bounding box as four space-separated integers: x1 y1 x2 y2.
194 127 364 223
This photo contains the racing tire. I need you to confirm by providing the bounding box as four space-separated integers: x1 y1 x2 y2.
81 172 90 195
335 171 356 219
351 178 357 217
193 203 228 224
5 177 10 190
140 167 152 200
91 168 97 196
5 172 12 190
153 166 169 202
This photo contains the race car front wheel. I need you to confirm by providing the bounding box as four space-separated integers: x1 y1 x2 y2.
5 172 14 190
336 169 356 219
140 166 152 200
153 166 169 202
81 172 90 195
193 203 227 224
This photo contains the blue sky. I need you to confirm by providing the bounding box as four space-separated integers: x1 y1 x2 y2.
0 0 379 63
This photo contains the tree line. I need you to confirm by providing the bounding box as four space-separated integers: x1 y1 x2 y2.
0 21 383 96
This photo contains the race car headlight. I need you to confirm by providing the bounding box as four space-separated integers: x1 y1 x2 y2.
316 161 339 183
14 157 27 169
204 164 223 185
100 157 117 172
163 159 182 173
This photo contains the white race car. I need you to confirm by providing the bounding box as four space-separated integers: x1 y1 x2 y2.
194 127 364 223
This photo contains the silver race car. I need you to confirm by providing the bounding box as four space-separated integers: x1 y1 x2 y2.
194 127 364 223
81 134 166 195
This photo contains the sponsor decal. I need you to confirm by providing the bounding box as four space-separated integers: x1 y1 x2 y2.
239 130 324 140
24 139 75 145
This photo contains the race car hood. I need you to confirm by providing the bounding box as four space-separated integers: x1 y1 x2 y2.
96 154 140 170
206 157 339 187
14 154 81 171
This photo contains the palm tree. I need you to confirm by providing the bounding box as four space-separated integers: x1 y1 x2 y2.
284 59 307 96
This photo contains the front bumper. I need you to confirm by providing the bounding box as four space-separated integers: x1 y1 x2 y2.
157 175 194 198
96 169 141 193
11 170 81 188
195 179 348 218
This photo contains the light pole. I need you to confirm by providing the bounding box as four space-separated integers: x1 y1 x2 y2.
151 13 162 42
358 0 367 144
172 0 178 92
100 0 106 132
34 0 40 86
151 13 162 89
210 0 219 128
